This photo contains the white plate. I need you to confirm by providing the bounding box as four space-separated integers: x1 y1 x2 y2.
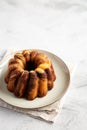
0 50 70 109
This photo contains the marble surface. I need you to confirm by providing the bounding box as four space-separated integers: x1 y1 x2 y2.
0 0 87 129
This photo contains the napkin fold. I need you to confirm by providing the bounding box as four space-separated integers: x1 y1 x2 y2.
0 49 75 123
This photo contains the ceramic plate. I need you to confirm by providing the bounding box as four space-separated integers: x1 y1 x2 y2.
0 49 70 109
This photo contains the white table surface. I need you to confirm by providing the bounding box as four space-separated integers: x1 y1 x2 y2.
0 0 87 130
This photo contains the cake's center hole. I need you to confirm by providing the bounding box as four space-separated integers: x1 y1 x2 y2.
25 61 36 71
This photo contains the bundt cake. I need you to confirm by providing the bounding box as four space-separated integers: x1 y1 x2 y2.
5 49 56 100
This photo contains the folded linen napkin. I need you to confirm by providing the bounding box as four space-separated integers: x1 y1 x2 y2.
0 49 75 123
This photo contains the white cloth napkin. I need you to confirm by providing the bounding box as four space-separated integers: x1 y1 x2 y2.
0 49 75 123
